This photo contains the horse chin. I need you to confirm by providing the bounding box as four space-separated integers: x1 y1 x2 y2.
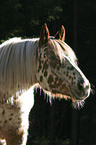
70 88 87 101
69 89 89 108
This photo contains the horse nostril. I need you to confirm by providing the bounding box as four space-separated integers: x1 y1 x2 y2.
78 83 83 91
78 79 84 91
86 85 90 90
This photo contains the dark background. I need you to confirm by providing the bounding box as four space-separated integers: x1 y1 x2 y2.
0 0 96 145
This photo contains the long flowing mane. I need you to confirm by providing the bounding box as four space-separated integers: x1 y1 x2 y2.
0 38 39 95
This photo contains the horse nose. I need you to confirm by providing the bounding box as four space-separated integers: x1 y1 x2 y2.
78 79 90 96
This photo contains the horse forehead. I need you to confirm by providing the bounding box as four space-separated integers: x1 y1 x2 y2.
51 39 77 64
39 39 77 75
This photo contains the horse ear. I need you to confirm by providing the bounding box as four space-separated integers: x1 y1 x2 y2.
39 23 49 47
55 25 65 41
60 25 65 41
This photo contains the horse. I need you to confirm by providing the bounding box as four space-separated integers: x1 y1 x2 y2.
0 24 91 145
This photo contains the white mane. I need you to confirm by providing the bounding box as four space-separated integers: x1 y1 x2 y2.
0 38 39 95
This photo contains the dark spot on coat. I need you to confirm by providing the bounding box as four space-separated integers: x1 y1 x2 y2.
74 76 76 79
61 83 66 90
58 79 63 86
73 72 75 75
44 88 48 91
38 69 40 73
18 117 21 120
43 53 47 58
66 71 69 76
51 63 57 69
69 76 72 79
40 76 43 82
67 67 70 70
2 109 5 115
70 66 74 71
48 75 53 84
11 113 13 116
49 84 55 89
39 61 42 70
55 76 59 82
44 46 47 52
9 118 12 121
5 120 7 124
43 61 48 70
57 66 60 70
44 71 47 77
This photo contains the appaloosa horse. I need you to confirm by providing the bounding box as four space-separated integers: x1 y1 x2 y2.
0 24 91 145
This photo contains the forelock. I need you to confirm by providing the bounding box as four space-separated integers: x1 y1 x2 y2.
49 39 78 65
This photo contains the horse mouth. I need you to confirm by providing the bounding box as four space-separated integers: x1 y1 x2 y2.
70 89 90 102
